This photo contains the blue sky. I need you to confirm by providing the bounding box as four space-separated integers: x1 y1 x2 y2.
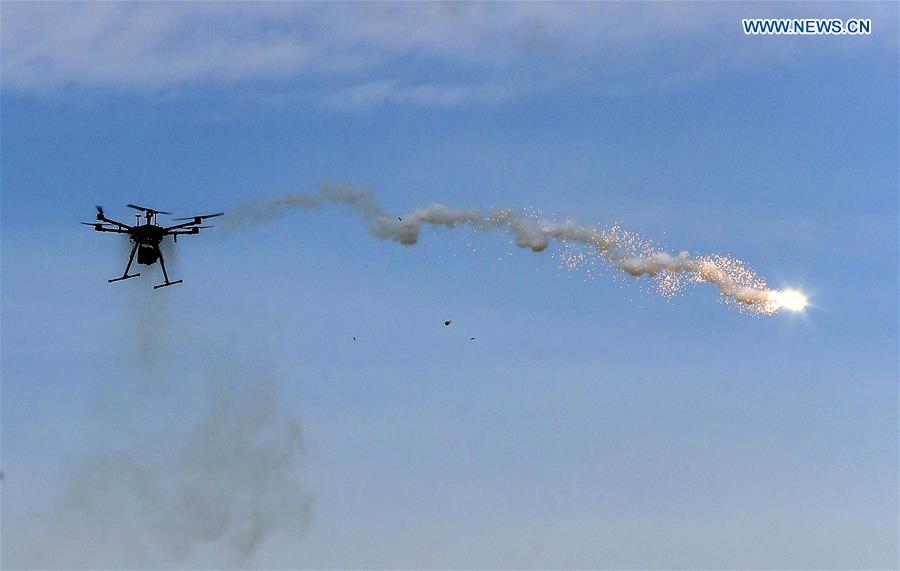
2 2 897 568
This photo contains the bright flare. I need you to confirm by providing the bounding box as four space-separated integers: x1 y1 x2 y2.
767 289 809 313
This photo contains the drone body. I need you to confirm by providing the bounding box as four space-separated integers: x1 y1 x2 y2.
84 204 222 289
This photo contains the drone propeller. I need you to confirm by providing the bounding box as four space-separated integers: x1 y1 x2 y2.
172 212 224 221
127 203 172 215
82 221 113 227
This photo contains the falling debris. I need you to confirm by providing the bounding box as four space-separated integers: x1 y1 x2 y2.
469 337 476 341
444 320 452 326
352 337 356 341
230 183 809 316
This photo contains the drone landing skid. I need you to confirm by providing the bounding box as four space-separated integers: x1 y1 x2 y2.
108 273 140 283
153 279 183 290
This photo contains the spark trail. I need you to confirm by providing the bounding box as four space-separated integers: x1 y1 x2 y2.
230 183 807 315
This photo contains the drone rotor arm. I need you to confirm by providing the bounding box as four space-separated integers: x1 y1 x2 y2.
166 225 211 236
82 222 130 234
163 222 202 232
95 213 132 229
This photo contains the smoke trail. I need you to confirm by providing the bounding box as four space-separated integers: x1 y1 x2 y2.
40 374 310 569
229 183 806 315
11 302 312 569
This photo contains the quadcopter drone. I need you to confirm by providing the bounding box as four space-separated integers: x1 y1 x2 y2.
84 204 223 289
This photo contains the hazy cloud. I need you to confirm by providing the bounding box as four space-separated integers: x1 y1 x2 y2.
328 81 512 108
1 2 894 103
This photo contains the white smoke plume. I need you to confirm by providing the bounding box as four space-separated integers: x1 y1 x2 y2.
230 183 806 315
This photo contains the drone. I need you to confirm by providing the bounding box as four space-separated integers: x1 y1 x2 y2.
84 204 223 289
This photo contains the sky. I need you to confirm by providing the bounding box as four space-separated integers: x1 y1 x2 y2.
1 2 898 569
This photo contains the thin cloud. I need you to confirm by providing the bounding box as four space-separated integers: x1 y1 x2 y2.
329 81 512 109
1 2 894 102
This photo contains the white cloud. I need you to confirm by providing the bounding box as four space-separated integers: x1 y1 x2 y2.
1 3 317 92
1 2 894 103
328 81 512 109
